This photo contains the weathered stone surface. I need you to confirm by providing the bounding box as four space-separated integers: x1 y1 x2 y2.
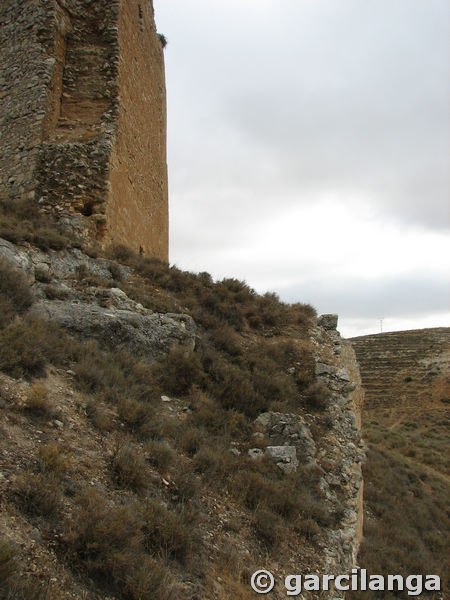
0 237 120 280
247 448 264 460
318 314 338 330
254 412 316 460
0 0 168 258
265 445 299 474
30 300 195 360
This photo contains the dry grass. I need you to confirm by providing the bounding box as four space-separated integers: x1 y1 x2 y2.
349 407 449 600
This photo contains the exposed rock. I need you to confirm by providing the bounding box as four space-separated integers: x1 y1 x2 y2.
254 412 316 461
318 313 338 330
265 445 299 474
30 300 196 360
248 448 264 460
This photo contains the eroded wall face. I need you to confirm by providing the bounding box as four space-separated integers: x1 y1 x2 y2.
0 0 168 260
0 0 55 203
107 0 168 259
36 0 120 240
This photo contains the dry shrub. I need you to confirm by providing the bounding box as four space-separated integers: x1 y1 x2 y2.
193 446 236 484
253 508 285 550
0 260 33 328
208 326 242 356
125 556 175 600
112 443 148 493
37 444 70 476
303 381 331 410
204 359 265 418
23 384 54 416
145 439 175 473
142 499 197 563
0 317 76 379
153 346 204 396
171 464 201 503
108 243 136 263
13 472 62 517
65 488 144 588
0 198 75 251
43 284 69 300
188 389 228 434
231 470 298 518
85 399 115 432
117 397 153 431
179 426 205 457
294 517 321 540
0 540 16 587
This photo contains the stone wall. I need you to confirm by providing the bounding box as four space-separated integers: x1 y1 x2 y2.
0 0 168 259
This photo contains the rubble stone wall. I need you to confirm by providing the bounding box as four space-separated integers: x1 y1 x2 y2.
0 0 168 259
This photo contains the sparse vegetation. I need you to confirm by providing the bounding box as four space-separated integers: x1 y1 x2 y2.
348 407 449 600
0 198 76 251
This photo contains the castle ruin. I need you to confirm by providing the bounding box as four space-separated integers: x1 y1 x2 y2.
0 0 168 259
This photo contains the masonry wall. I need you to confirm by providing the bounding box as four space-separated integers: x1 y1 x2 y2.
0 0 55 203
107 0 168 259
0 0 168 259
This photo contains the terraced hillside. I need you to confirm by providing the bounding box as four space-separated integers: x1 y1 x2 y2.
350 328 450 409
348 328 450 599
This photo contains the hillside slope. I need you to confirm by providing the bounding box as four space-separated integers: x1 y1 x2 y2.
349 329 449 599
0 231 364 600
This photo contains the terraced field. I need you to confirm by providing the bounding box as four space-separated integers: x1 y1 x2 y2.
349 329 449 599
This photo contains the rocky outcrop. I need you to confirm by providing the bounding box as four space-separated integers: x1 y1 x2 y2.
31 300 195 360
0 237 195 359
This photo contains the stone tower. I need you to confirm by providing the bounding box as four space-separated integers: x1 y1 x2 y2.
0 0 168 260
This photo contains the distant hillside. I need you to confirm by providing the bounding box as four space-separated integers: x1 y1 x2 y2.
351 328 450 409
349 328 449 600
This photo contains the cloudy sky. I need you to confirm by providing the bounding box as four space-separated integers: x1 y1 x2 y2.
153 0 449 338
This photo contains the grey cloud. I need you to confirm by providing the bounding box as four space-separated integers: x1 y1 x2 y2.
158 0 449 229
280 273 450 319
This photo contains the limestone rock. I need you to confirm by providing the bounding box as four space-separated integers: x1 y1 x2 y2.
254 412 316 460
318 314 338 330
265 445 298 474
30 300 196 361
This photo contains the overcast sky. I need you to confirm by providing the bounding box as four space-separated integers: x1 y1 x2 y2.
153 0 449 338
